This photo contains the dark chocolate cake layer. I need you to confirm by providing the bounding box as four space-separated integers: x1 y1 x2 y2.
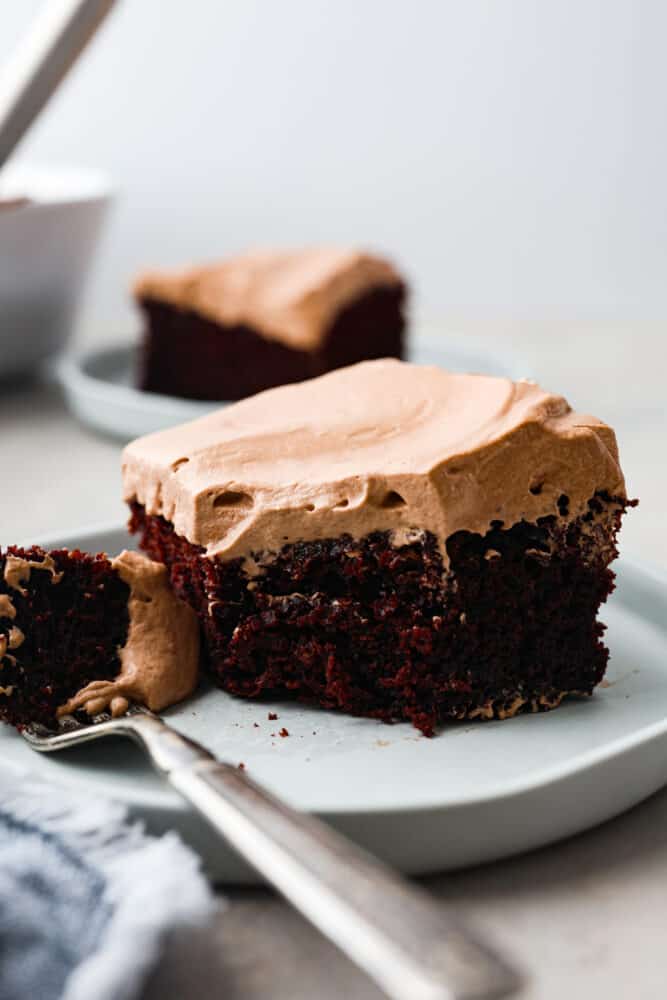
138 285 405 401
130 493 633 736
0 547 200 730
0 547 129 728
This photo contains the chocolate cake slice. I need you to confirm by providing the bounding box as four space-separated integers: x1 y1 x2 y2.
134 247 406 400
123 359 635 736
0 547 199 729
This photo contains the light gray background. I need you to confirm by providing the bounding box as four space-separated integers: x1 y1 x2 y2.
3 0 667 337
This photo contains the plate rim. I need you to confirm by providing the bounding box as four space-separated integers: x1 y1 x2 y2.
55 345 217 417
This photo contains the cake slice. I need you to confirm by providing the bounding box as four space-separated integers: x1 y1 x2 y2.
134 247 406 401
0 547 199 729
123 358 635 736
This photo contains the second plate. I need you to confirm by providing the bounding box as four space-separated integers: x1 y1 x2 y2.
56 329 531 441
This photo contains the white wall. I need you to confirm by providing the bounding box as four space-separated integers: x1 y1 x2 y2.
3 0 666 336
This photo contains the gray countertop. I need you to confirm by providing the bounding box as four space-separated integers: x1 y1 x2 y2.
1 321 665 999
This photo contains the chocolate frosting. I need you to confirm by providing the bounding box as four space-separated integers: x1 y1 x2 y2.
133 247 403 351
8 627 23 650
4 555 63 595
0 595 16 620
122 359 626 568
0 626 24 662
58 551 200 719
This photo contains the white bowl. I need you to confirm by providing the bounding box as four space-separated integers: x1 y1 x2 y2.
0 164 111 377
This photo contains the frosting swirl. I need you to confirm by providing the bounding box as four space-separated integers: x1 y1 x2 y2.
122 359 626 565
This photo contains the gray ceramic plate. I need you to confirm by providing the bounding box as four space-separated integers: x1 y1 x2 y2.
55 328 532 442
2 523 665 884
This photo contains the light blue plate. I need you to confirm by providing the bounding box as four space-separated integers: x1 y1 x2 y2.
55 328 532 442
3 520 665 884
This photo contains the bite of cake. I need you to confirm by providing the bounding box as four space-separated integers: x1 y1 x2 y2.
123 358 635 736
0 547 199 729
134 247 406 401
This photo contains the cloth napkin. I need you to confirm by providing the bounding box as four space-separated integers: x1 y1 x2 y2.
0 767 217 1000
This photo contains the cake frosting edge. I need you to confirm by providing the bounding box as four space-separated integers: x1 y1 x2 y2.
122 359 627 567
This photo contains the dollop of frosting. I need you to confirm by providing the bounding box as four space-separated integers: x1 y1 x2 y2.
133 247 403 351
122 359 626 567
4 555 63 595
0 598 20 667
8 627 23 650
0 595 16 620
58 550 199 719
0 626 24 662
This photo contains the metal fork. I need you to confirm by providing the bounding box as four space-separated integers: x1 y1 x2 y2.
22 705 522 1000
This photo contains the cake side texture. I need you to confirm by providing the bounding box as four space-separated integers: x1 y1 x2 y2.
0 547 200 728
0 547 130 727
129 492 633 736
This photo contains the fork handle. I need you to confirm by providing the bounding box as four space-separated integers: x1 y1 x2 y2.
129 713 520 1000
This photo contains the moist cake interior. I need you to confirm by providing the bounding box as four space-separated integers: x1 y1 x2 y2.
130 492 632 736
0 547 129 728
0 547 200 730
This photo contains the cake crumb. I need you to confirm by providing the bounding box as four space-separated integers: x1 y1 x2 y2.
375 739 390 748
279 727 289 738
268 711 278 720
253 722 260 727
237 762 246 770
